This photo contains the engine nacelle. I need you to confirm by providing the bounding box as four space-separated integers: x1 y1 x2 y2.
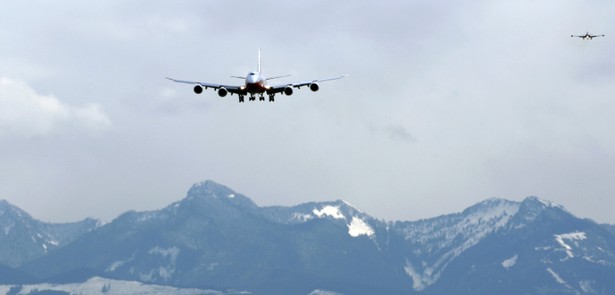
284 86 293 95
218 87 228 97
194 85 203 94
283 86 293 96
309 83 320 92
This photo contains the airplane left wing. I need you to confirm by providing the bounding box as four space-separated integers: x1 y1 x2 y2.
268 75 347 95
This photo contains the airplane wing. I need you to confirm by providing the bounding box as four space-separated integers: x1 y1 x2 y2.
267 75 347 94
165 77 243 94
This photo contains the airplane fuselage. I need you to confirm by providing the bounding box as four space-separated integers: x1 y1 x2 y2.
244 71 269 94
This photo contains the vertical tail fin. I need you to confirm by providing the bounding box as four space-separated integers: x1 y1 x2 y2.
257 48 262 74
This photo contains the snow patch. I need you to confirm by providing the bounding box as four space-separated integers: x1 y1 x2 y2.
558 231 587 241
307 290 345 295
554 231 587 259
535 198 567 211
347 217 374 237
546 267 573 289
206 262 219 271
107 260 125 272
136 212 158 223
502 254 518 269
463 201 519 227
313 206 345 219
145 246 181 281
3 223 13 235
547 267 566 284
293 212 314 222
580 280 597 293
106 253 136 273
227 194 235 199
404 259 437 291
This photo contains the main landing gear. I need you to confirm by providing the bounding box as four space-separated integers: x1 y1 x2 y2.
237 93 276 103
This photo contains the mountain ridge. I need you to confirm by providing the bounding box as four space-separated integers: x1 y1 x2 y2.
2 180 614 294
0 199 101 268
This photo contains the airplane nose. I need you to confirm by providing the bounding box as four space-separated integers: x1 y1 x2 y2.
246 75 258 84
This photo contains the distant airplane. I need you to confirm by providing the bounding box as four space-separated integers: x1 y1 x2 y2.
166 50 346 103
571 32 605 40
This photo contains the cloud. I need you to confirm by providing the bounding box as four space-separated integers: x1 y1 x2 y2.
0 77 110 138
386 124 416 143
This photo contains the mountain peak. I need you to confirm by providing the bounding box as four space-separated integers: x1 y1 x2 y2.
0 199 32 221
187 180 234 197
460 197 520 218
519 196 568 216
184 180 257 210
507 196 571 228
522 196 565 209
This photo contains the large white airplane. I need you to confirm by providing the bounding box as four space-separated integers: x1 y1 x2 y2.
166 50 345 103
571 32 605 40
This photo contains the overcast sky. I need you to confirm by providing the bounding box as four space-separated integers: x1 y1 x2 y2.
1 0 615 224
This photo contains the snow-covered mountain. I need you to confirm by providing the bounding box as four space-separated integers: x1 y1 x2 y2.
0 276 231 295
0 199 101 268
3 180 615 294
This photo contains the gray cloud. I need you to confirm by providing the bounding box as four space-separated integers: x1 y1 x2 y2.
0 77 110 138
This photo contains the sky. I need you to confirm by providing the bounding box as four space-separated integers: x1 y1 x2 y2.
1 0 615 224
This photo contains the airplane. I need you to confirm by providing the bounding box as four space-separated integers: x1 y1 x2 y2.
166 50 346 103
571 32 605 40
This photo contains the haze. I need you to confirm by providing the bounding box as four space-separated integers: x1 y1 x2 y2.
1 0 615 224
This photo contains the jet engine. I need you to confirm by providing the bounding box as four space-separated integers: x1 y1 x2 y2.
309 83 320 92
218 87 228 97
193 85 203 94
283 86 293 96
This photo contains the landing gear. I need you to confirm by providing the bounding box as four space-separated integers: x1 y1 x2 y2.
249 95 255 101
239 95 244 103
269 94 275 102
259 94 265 101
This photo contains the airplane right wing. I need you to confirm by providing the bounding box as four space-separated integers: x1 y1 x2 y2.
165 77 244 95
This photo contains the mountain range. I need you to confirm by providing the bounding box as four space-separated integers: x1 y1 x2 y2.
1 180 615 294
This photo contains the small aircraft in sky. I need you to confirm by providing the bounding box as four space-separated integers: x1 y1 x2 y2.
166 50 345 103
571 32 605 40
